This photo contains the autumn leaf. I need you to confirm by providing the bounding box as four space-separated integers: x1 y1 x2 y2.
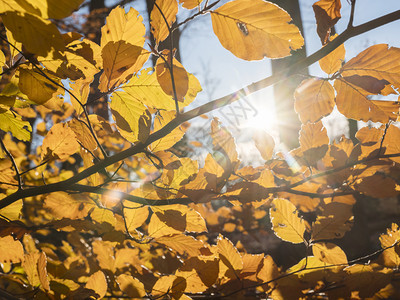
123 203 149 234
294 78 335 123
0 236 24 263
179 0 203 9
211 0 304 60
319 34 345 74
253 129 275 161
41 123 80 161
110 91 151 143
313 0 341 44
312 242 348 265
311 202 354 241
156 50 189 102
3 12 64 56
44 192 95 220
379 223 400 267
217 234 243 275
150 0 178 44
270 198 306 244
175 256 219 293
0 109 32 141
85 271 108 299
116 274 146 298
18 67 63 105
0 199 22 220
156 234 204 257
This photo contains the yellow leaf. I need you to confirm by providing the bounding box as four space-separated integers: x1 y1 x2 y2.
253 129 275 161
0 109 32 141
85 271 107 299
122 68 201 110
217 234 243 273
92 240 116 272
179 0 203 9
150 0 178 44
211 118 238 166
152 275 178 297
101 6 145 47
156 234 204 257
23 252 41 287
110 91 151 143
68 118 97 152
18 67 63 105
334 78 398 123
3 12 64 56
311 202 353 241
0 236 24 263
148 208 186 238
270 198 306 244
294 78 335 123
116 274 146 298
312 242 348 265
185 208 207 233
69 79 90 115
0 199 22 220
123 203 149 234
341 44 400 92
256 255 279 292
319 34 345 74
175 256 219 293
211 0 304 60
156 50 189 102
379 223 400 267
44 192 95 220
382 125 400 164
299 121 329 151
37 252 50 291
150 110 184 152
99 41 142 92
90 207 116 227
41 123 80 161
312 0 341 44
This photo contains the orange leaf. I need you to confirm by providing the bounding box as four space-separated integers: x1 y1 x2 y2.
217 234 243 274
0 236 24 263
312 0 341 44
37 252 50 291
85 271 107 299
155 50 189 102
41 123 80 161
150 0 178 44
294 78 335 123
211 0 304 60
179 0 203 9
379 223 400 267
319 34 345 74
116 274 146 298
156 234 204 257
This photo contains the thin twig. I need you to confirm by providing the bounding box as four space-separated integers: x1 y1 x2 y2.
0 136 22 189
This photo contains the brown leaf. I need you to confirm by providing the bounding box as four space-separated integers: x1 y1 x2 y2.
312 0 341 44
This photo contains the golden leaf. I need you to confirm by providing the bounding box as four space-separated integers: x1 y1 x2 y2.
0 199 22 220
381 125 400 164
37 252 50 291
185 208 207 233
18 67 63 105
175 256 219 293
116 274 146 298
148 208 186 238
3 12 64 56
0 109 32 141
211 118 238 167
99 41 142 92
101 6 146 48
156 50 189 102
179 0 203 9
312 0 341 44
319 34 345 74
312 242 348 265
311 202 353 241
85 271 107 299
68 119 97 152
123 203 149 234
44 192 95 220
41 123 80 161
23 252 41 287
270 198 306 244
294 78 335 123
379 223 400 267
156 234 204 257
0 236 24 263
217 234 243 273
341 44 400 92
211 0 304 60
92 240 116 271
110 91 151 143
150 110 184 152
150 0 178 44
90 207 116 227
253 129 275 161
256 256 279 293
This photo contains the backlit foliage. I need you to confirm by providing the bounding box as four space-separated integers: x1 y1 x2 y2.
0 0 400 299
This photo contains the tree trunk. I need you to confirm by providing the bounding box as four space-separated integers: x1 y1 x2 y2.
269 0 308 149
